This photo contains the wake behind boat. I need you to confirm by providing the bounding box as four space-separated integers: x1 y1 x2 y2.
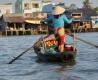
33 34 77 62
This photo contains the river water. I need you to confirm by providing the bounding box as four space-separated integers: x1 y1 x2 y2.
0 32 98 80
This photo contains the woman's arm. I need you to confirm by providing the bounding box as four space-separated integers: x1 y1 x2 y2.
41 15 53 25
63 15 72 24
45 16 53 23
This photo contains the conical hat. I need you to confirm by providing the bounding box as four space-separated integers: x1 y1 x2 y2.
52 6 65 15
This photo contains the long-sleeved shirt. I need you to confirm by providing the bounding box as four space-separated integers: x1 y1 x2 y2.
45 14 72 28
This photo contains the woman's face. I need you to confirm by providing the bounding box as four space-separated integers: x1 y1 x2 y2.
53 15 60 19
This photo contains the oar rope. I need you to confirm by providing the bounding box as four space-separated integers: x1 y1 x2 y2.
8 45 34 64
66 32 98 48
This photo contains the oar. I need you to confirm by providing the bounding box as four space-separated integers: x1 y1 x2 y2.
8 45 33 64
66 32 98 48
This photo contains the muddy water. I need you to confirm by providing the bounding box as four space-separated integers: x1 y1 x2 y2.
0 33 98 80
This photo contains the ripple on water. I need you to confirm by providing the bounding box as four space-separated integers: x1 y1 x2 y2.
0 33 98 80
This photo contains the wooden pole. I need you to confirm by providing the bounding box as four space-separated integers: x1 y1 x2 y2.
8 45 34 64
67 32 98 48
22 23 25 35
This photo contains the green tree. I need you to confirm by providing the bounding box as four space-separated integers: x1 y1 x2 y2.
95 7 98 11
83 0 92 9
69 4 77 10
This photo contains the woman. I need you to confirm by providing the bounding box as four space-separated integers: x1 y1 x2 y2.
43 6 72 53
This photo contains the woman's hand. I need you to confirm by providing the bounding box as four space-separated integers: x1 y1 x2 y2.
40 20 48 24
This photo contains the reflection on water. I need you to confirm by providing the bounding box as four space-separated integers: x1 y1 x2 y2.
0 33 98 80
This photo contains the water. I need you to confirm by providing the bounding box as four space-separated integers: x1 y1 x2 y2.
0 33 98 80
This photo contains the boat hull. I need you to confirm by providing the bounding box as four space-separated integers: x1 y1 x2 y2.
34 47 76 62
33 36 77 62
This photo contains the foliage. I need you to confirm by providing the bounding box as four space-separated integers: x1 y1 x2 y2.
94 7 98 11
69 4 77 10
83 0 92 9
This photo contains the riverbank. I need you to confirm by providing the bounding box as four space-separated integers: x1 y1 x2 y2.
0 29 48 36
0 27 98 36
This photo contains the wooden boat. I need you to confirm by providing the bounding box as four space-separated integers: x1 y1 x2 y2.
33 35 77 62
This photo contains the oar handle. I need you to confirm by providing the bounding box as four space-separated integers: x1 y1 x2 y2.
68 33 98 48
76 37 98 48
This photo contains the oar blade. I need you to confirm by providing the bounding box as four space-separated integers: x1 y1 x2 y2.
8 46 33 64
